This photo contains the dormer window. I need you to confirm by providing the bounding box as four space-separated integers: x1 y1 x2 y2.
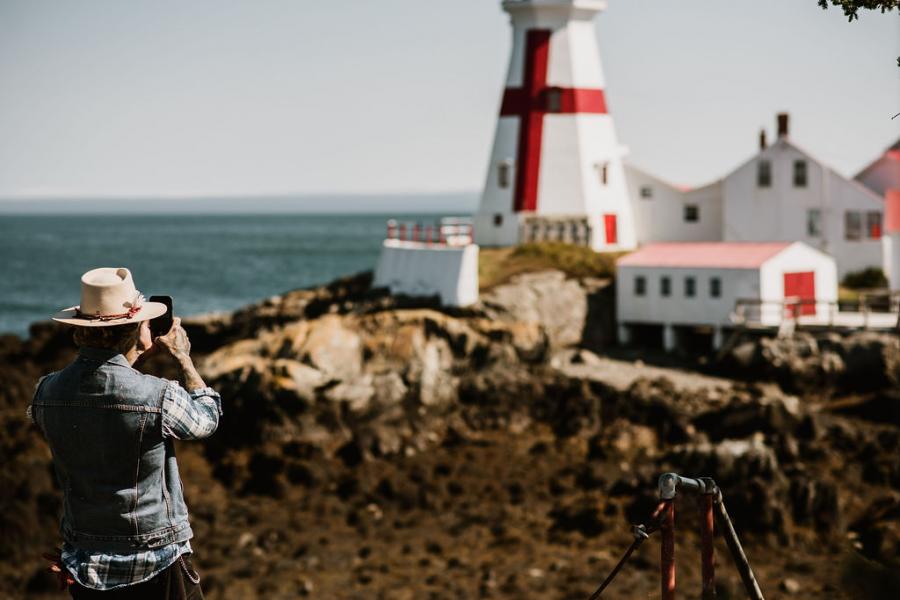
793 160 807 187
757 160 772 187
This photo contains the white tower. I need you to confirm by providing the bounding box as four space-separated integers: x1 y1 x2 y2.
474 0 635 252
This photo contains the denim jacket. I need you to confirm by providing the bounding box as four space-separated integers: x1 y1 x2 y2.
31 347 196 553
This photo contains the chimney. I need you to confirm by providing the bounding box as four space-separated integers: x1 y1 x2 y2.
759 129 767 150
777 112 789 138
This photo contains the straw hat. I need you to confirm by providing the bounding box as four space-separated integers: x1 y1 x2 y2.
52 267 167 327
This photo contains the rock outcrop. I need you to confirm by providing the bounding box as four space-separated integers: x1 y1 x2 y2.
1 269 898 598
721 330 900 394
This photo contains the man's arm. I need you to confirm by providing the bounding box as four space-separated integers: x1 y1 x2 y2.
161 381 221 440
155 317 206 391
155 318 222 440
27 375 49 433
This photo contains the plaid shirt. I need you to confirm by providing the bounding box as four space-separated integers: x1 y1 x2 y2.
59 383 222 590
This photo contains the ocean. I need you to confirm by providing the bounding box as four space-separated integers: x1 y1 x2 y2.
0 213 449 338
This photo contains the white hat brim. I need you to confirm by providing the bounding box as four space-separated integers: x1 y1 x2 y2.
51 301 168 327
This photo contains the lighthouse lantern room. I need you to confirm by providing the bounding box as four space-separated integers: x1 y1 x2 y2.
474 0 636 252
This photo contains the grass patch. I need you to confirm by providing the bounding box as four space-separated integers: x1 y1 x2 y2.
838 286 860 305
479 242 623 290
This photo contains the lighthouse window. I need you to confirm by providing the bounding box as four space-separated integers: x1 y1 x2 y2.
597 163 609 186
494 213 504 227
545 88 562 113
806 209 822 237
757 160 772 187
867 211 882 239
498 161 512 189
640 186 653 199
684 205 699 222
845 211 862 241
793 160 808 187
710 277 721 298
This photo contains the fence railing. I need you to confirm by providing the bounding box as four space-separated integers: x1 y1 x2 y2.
520 215 592 246
385 217 473 246
732 295 899 330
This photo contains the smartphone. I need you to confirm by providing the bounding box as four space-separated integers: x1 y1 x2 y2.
148 295 174 338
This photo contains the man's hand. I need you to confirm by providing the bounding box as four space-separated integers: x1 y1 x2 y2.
155 318 206 391
155 317 192 361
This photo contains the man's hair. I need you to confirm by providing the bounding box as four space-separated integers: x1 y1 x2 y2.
72 323 141 355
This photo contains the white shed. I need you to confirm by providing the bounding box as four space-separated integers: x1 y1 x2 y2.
616 241 838 351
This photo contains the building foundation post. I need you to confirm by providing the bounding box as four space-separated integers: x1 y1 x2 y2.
663 324 676 352
712 326 724 351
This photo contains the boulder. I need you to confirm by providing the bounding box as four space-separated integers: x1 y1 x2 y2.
296 315 362 382
480 270 587 348
664 435 781 486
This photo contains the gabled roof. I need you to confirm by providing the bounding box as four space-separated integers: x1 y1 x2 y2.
617 242 793 269
748 137 884 203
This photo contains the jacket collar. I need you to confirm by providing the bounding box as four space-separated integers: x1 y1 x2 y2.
78 346 133 368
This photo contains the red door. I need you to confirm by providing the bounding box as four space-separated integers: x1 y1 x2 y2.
783 271 816 316
604 214 618 245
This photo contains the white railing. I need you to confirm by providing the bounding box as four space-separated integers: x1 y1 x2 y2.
386 217 473 246
732 295 900 331
520 215 592 246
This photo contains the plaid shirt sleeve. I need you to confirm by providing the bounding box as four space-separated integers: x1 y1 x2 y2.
161 381 222 440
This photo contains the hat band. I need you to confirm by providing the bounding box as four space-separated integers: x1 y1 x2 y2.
74 292 145 322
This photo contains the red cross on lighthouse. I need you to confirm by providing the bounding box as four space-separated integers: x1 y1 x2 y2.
500 29 608 213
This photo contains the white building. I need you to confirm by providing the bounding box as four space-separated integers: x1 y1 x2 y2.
720 115 884 277
626 114 886 278
373 1 893 316
372 219 479 307
474 0 636 252
616 241 838 351
625 164 723 245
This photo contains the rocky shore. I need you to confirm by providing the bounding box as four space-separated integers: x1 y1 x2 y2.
1 269 898 599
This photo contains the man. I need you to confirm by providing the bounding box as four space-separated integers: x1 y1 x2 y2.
29 267 222 599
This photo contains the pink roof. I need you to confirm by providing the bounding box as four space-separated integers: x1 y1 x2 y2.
617 242 793 269
886 190 900 233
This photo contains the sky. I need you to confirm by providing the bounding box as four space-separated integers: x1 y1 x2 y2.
0 0 898 208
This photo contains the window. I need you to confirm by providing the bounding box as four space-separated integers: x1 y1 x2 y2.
845 211 862 241
660 276 671 297
684 205 699 222
634 276 646 296
493 213 503 227
597 162 609 186
498 161 512 189
710 277 721 298
867 211 882 239
640 185 653 199
545 87 562 113
757 160 772 187
684 277 696 297
793 160 807 187
806 208 822 237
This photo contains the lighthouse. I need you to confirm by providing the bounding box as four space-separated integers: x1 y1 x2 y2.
474 0 636 252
